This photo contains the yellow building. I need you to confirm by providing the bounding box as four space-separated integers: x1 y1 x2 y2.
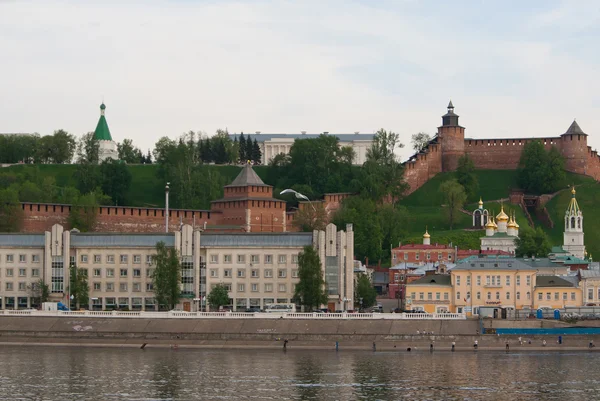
532 276 582 309
406 274 452 313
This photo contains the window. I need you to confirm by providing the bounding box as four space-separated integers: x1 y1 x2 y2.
238 284 245 292
477 292 481 300
237 269 245 278
516 292 521 300
292 270 299 278
496 292 500 300
5 282 12 291
506 276 510 286
237 255 246 264
526 276 531 286
563 292 567 301
415 253 420 260
264 283 273 292
571 292 576 301
106 269 114 277
32 254 40 263
426 253 431 260
527 292 531 300
467 291 471 300
278 255 287 264
444 292 449 300
516 275 521 286
438 252 442 260
428 292 433 300
106 283 114 292
120 269 128 278
32 268 39 277
133 283 141 292
146 268 154 277
224 254 232 263
6 269 13 277
18 268 26 277
486 276 490 285
18 254 26 263
436 292 441 300
456 292 461 300
224 269 232 278
210 269 218 278
404 252 408 260
265 255 273 264
278 269 287 278
411 292 416 300
546 292 551 300
419 292 424 300
251 284 258 292
251 269 259 278
120 255 128 264
18 282 26 291
456 276 461 285
133 269 141 277
93 255 101 263
477 276 481 286
80 254 88 263
466 276 471 286
292 254 299 264
146 283 154 291
278 284 286 292
146 255 153 264
93 282 101 291
538 293 543 300
107 255 115 264
590 289 595 300
210 254 218 264
554 292 559 301
393 253 397 261
120 283 128 292
133 255 141 264
6 254 13 263
264 269 273 278
506 292 510 300
251 255 259 264
448 254 453 260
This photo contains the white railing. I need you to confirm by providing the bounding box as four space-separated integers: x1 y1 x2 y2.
0 310 466 320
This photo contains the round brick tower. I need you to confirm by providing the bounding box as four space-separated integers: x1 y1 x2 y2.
438 101 465 172
560 120 588 176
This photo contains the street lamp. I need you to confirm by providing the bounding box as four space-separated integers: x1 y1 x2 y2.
280 189 316 211
342 297 351 312
359 297 363 312
165 182 170 233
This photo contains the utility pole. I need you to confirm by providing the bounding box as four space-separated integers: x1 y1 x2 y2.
165 182 170 233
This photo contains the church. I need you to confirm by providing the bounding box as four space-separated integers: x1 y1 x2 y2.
94 103 118 162
480 204 519 254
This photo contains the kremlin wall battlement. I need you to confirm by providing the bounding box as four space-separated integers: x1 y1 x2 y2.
403 102 600 194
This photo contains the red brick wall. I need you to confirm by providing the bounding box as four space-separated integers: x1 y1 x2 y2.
439 126 465 172
403 144 443 194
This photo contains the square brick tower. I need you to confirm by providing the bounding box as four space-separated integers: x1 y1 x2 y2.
438 101 465 172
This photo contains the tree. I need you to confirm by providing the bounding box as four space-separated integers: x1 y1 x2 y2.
0 188 24 232
100 159 132 205
68 192 102 232
238 133 246 162
355 274 377 310
145 149 153 164
245 137 253 164
28 279 50 306
515 227 551 257
152 241 181 310
455 154 479 199
517 141 565 194
68 262 89 309
252 139 262 164
294 246 328 311
117 138 143 164
207 284 230 311
293 204 328 232
411 132 432 152
439 179 467 229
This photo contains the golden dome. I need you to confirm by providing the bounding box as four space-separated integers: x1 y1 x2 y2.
496 205 509 222
423 227 430 239
571 186 576 195
485 218 495 229
507 215 517 229
492 217 498 229
478 197 483 207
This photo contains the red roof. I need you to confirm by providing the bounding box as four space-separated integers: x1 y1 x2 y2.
393 244 453 250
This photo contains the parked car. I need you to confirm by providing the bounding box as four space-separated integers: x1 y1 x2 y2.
246 307 262 313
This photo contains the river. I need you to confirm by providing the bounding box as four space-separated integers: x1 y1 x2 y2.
0 346 598 400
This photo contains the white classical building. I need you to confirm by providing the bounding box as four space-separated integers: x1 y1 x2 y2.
94 103 118 162
563 187 586 258
480 205 519 254
0 223 354 312
231 132 375 165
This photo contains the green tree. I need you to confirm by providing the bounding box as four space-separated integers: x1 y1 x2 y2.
0 188 24 232
35 130 76 164
207 284 230 311
517 141 565 194
515 227 551 257
100 159 132 205
411 132 432 152
292 203 328 232
238 133 246 162
244 137 253 164
252 139 262 164
68 192 103 232
28 279 50 306
439 179 467 229
68 263 89 309
152 241 181 310
76 132 100 164
455 154 479 199
355 275 377 309
294 246 328 311
117 138 143 163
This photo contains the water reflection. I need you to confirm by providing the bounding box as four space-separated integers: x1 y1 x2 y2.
152 354 181 400
294 354 324 400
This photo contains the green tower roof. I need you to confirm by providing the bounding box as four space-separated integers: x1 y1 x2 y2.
94 103 112 141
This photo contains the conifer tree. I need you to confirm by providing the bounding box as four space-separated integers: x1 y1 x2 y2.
252 139 262 164
239 133 246 162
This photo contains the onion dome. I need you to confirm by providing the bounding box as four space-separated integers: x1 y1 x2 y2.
496 205 509 222
492 217 498 230
507 215 517 229
485 218 495 229
478 197 483 207
423 228 431 239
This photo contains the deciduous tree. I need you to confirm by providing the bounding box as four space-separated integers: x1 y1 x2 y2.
152 241 181 310
0 188 24 232
455 154 479 199
439 179 467 230
515 227 551 257
517 141 565 194
355 274 377 309
68 263 89 309
207 284 230 311
294 246 328 311
411 132 432 152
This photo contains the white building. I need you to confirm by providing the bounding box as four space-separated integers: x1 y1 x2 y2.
0 223 354 312
94 103 118 162
563 187 586 258
480 205 519 254
232 132 375 165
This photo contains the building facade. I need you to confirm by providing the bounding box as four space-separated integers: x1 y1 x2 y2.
0 223 354 312
231 132 375 166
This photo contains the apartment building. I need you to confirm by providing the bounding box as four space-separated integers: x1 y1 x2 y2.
0 223 354 311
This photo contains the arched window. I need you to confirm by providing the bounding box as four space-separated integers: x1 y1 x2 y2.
516 291 521 300
571 217 576 228
526 291 531 300
496 291 500 300
578 218 581 229
467 291 471 300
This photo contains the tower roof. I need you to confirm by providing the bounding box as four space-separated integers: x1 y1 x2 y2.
225 162 270 187
562 120 587 136
448 100 454 109
94 103 113 141
496 204 509 222
567 186 581 215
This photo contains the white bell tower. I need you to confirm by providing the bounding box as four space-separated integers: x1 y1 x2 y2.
563 187 585 258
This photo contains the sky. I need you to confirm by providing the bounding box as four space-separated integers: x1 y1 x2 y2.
1 0 599 162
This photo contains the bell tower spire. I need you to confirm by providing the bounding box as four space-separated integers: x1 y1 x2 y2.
563 186 585 258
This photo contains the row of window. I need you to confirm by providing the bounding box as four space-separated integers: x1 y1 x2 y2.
455 275 532 287
393 252 453 261
212 283 293 293
588 289 600 300
91 282 152 292
79 254 152 265
0 268 40 278
1 254 40 263
210 268 298 279
209 254 298 264
87 268 152 279
412 291 577 302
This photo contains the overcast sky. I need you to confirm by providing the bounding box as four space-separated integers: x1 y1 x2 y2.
1 0 599 162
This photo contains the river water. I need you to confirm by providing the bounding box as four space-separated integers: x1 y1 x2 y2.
0 346 598 400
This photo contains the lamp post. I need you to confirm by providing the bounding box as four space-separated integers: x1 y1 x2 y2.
165 182 170 233
280 189 316 211
359 297 363 312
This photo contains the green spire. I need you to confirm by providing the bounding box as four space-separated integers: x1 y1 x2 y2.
94 103 112 141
